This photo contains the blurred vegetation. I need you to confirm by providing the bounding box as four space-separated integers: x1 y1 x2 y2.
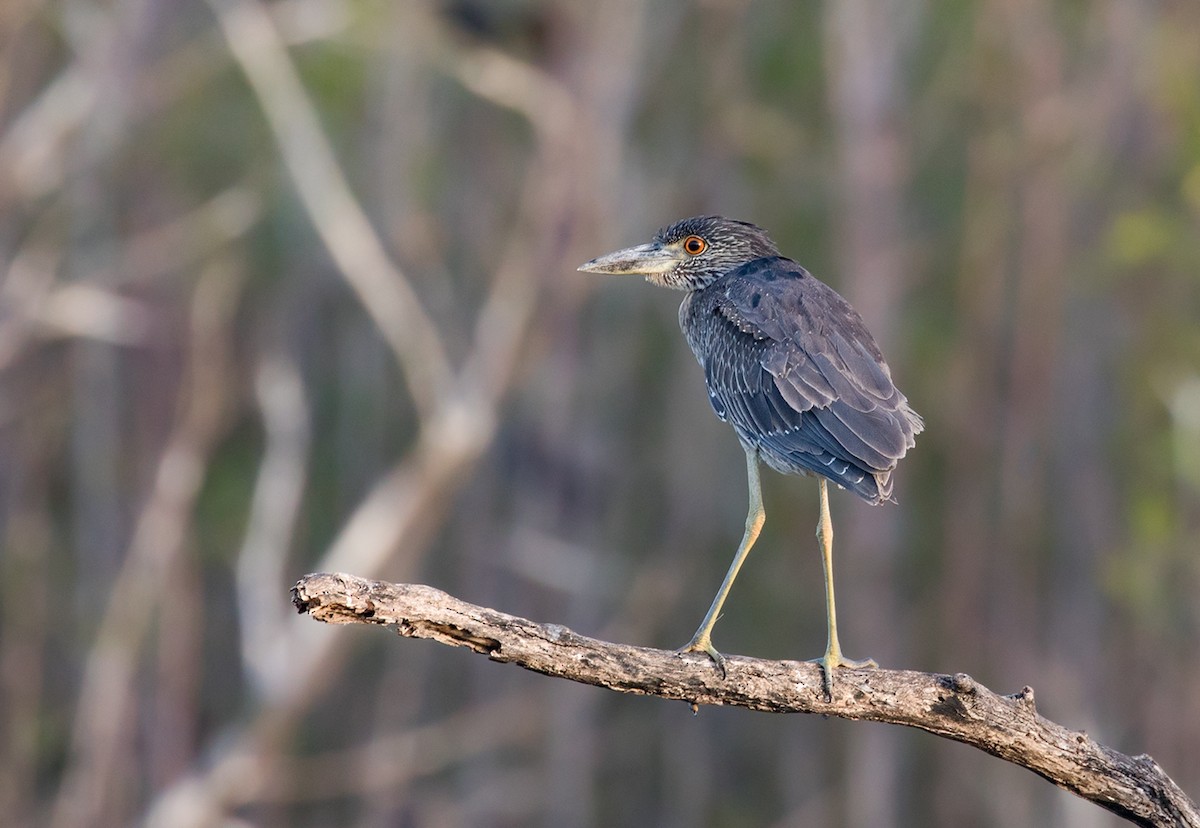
1 0 1199 826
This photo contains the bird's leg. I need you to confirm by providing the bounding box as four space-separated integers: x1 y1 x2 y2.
810 477 876 699
678 448 765 675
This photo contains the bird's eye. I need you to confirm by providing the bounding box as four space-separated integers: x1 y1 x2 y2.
683 235 707 255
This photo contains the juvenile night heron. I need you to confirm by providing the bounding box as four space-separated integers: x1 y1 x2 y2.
579 216 923 697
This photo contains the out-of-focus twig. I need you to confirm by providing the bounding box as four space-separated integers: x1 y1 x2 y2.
0 247 59 373
445 45 580 406
145 6 634 825
49 265 243 828
236 351 311 697
205 0 453 422
448 47 575 143
0 61 95 200
0 186 260 375
0 417 53 826
0 2 348 206
28 284 153 344
259 694 542 802
117 186 262 285
143 445 488 828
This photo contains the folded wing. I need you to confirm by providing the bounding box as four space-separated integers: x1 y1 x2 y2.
689 258 923 504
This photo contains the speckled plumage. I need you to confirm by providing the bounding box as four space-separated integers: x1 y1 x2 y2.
654 217 923 504
681 255 922 503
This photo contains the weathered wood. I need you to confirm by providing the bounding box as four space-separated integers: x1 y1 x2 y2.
292 571 1199 828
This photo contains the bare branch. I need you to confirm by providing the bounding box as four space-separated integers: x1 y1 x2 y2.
292 572 1200 828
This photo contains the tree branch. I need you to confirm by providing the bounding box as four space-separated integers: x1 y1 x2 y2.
292 572 1198 828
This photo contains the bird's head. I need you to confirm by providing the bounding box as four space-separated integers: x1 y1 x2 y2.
578 216 780 291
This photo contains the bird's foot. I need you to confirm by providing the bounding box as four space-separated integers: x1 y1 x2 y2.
676 634 727 678
808 650 877 701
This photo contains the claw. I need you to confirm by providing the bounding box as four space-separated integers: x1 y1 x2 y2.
677 635 727 678
810 651 877 700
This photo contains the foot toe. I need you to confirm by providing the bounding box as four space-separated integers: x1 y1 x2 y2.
677 637 727 678
808 652 877 699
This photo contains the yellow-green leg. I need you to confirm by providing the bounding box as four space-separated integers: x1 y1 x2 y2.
810 477 876 699
678 448 765 674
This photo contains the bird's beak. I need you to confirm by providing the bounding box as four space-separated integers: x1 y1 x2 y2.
577 242 681 276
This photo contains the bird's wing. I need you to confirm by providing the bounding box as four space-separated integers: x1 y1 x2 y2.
707 260 921 474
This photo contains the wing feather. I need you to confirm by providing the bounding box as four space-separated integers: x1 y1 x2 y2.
682 257 922 503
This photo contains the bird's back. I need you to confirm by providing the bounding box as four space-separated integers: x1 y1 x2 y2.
680 257 922 504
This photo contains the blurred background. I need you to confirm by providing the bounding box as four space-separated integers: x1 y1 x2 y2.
2 0 1199 826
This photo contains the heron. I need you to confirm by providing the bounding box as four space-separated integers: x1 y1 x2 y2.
579 216 923 698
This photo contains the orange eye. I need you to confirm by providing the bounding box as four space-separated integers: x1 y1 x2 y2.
683 235 707 255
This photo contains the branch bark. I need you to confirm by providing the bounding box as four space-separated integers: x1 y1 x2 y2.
292 572 1199 828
